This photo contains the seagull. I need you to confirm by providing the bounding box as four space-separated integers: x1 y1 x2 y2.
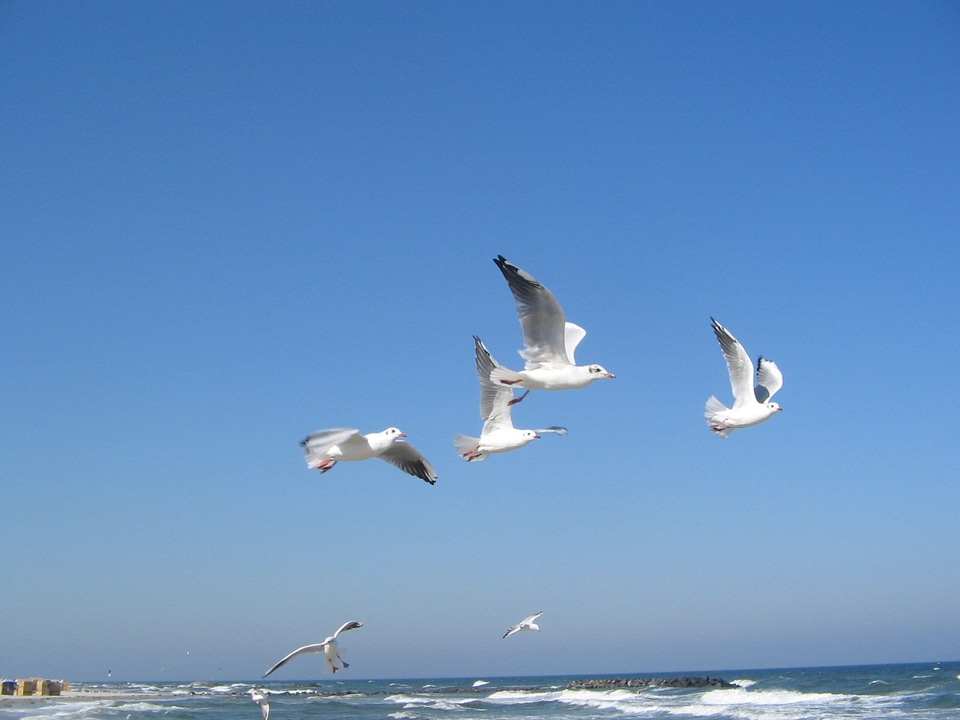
503 611 544 639
263 621 364 677
491 255 614 392
248 688 270 720
705 318 783 438
455 337 567 461
301 428 437 484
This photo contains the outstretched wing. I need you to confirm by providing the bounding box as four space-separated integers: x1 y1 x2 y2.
754 357 783 402
379 442 438 484
563 322 587 365
332 620 364 639
473 336 516 432
301 428 360 454
711 318 755 408
263 643 326 677
494 256 569 368
523 611 544 625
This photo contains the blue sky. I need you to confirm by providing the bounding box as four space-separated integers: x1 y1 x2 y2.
1 1 958 682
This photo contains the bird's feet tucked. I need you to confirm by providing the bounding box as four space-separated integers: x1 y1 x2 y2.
318 459 337 473
507 389 530 406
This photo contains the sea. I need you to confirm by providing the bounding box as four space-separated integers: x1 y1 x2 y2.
2 662 958 720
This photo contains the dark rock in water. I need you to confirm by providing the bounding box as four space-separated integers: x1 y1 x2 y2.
565 676 738 690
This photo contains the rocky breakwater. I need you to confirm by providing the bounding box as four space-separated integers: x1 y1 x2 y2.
565 676 738 690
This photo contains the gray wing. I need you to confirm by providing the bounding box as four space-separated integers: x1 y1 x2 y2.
474 336 516 431
523 611 544 624
332 620 364 639
533 426 567 435
494 256 570 367
263 643 326 677
754 357 783 402
711 318 755 408
379 442 438 484
301 428 361 455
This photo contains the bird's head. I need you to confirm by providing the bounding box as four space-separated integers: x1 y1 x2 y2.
768 402 783 413
588 364 615 379
523 430 541 441
383 427 407 439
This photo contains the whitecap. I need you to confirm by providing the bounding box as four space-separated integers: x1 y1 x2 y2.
472 680 489 687
730 678 756 688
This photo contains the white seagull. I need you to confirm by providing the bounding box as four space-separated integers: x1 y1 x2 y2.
455 337 567 461
248 688 270 720
503 611 544 639
705 318 783 438
301 427 437 484
491 256 614 392
263 621 364 677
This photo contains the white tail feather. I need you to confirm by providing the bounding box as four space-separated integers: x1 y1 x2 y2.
489 364 524 387
704 396 733 438
454 434 484 460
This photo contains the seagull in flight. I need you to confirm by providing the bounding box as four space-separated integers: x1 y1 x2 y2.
705 318 783 438
263 621 364 677
503 611 544 639
455 337 567 461
301 428 437 484
490 256 614 392
248 688 270 720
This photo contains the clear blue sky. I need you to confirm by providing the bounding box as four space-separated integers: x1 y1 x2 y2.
2 1 958 682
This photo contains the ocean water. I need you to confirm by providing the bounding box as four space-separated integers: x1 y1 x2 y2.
2 662 958 720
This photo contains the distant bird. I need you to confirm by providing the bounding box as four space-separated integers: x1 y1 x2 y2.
301 428 437 484
491 256 614 392
455 336 567 461
705 318 783 438
248 688 270 720
503 611 544 639
263 621 364 677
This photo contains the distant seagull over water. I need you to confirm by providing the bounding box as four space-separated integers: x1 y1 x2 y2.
263 621 364 677
503 611 544 639
301 428 437 484
455 337 567 461
248 688 270 720
491 256 614 392
705 318 783 438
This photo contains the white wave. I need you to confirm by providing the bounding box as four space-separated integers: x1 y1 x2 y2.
700 688 848 706
730 679 756 688
487 689 560 704
472 680 489 687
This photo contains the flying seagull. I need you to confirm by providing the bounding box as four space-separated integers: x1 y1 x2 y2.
301 428 437 484
490 256 614 392
503 611 544 639
248 688 270 720
455 336 567 461
263 621 364 677
705 318 783 438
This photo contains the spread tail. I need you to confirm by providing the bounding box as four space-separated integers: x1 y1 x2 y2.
704 396 733 438
489 364 524 387
454 434 484 461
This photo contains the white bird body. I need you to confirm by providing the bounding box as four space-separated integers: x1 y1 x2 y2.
491 256 614 391
248 688 270 720
705 318 783 438
301 427 437 484
455 337 566 461
503 611 544 639
263 621 363 677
